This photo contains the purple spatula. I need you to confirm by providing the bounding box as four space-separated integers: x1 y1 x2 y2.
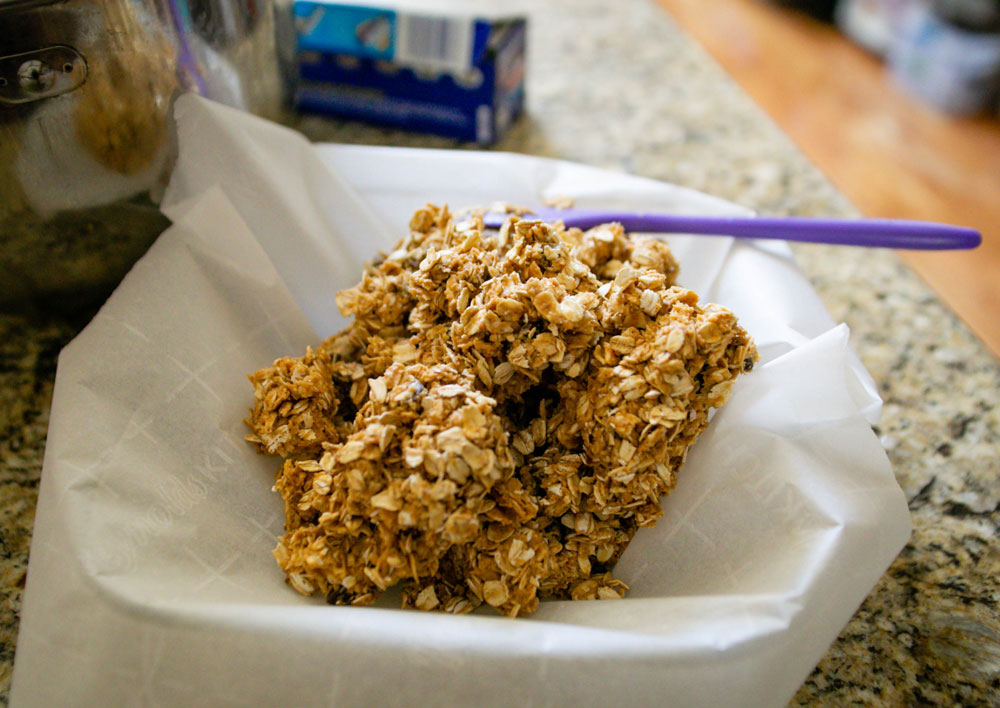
480 208 981 250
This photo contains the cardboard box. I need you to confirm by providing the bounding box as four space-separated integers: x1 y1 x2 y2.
293 1 526 144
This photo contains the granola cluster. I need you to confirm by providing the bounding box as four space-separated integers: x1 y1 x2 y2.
246 205 756 617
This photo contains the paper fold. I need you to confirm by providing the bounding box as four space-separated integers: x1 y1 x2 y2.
10 96 910 708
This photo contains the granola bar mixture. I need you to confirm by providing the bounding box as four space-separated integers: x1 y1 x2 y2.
246 205 756 617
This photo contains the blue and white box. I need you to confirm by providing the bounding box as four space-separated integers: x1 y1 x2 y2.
293 1 527 144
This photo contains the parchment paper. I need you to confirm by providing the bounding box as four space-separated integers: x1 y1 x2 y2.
9 96 910 708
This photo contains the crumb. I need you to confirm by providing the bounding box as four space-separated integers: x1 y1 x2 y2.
543 194 575 210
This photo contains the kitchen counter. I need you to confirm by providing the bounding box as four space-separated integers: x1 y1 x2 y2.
2 0 997 704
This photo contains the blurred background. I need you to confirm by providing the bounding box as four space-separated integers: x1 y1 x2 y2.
2 0 997 353
658 0 1000 355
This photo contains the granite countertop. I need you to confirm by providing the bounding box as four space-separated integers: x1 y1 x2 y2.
2 0 998 704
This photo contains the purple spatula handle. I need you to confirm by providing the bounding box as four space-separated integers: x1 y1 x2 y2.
481 209 981 250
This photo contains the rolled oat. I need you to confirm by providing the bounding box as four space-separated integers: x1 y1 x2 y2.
246 205 755 617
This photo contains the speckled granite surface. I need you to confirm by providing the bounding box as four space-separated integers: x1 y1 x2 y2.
2 0 998 705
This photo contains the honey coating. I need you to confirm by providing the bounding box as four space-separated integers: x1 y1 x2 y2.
246 205 756 617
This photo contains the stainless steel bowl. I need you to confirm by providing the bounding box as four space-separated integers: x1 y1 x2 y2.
1 0 288 306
